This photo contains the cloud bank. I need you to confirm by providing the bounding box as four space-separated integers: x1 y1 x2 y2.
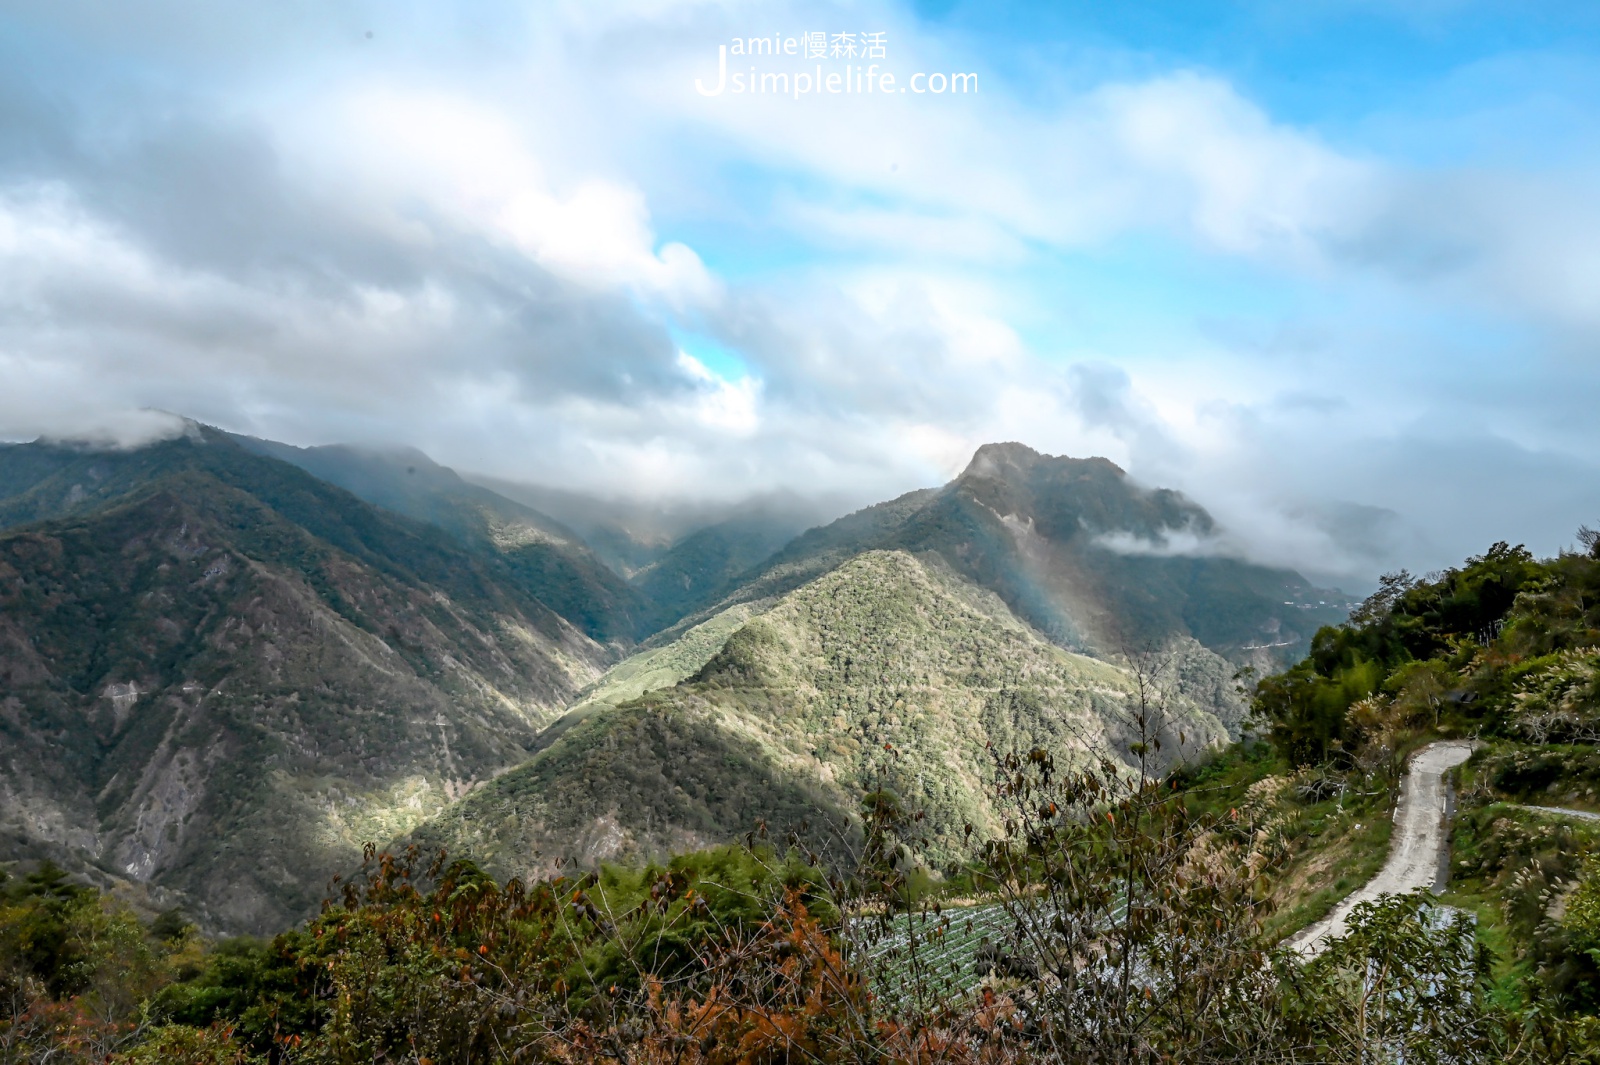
2 0 1600 589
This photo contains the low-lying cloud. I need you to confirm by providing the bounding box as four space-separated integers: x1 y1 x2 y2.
1092 525 1226 559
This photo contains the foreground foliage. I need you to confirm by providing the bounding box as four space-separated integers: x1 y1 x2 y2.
5 749 1597 1063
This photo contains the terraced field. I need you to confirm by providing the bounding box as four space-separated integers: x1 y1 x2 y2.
852 900 1046 1005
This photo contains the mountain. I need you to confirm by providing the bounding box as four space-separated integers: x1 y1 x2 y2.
467 479 725 578
232 437 820 645
626 504 820 633
667 444 1350 665
471 477 833 600
0 431 1344 927
473 473 836 632
409 443 1345 880
228 437 643 645
0 428 611 933
414 549 1244 878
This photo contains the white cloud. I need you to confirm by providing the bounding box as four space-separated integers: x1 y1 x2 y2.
1097 73 1381 261
3 0 1600 593
1093 525 1224 558
778 199 1031 264
675 351 761 435
298 88 719 306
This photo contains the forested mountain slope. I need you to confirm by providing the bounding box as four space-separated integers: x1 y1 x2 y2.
228 436 644 644
626 506 815 633
416 550 1244 878
673 444 1349 666
0 430 1338 932
239 438 823 640
0 429 611 933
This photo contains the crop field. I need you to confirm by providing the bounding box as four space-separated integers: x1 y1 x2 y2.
850 895 1140 1008
850 901 1032 1006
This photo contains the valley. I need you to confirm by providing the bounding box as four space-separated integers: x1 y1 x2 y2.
0 428 1316 933
2 426 1599 1061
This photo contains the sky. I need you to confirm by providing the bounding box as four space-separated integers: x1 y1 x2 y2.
2 0 1600 590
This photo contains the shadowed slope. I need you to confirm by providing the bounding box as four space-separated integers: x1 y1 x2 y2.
0 433 610 933
228 436 644 644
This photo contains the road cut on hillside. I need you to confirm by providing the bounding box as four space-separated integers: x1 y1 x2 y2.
1520 804 1600 823
1286 740 1477 958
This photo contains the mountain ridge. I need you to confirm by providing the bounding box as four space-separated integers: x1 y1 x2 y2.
225 435 646 644
0 426 1346 931
413 548 1244 879
0 430 613 932
635 445 1348 667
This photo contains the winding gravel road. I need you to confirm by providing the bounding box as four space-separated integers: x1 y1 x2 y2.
1286 740 1477 958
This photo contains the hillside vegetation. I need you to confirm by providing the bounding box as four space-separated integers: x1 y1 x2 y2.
229 436 645 644
9 523 1600 1060
0 431 1354 940
3 730 1590 1063
671 443 1350 667
627 509 810 633
0 431 611 933
418 549 1245 878
1235 533 1600 1013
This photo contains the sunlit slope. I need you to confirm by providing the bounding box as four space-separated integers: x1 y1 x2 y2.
0 432 610 933
415 550 1241 877
566 603 768 715
501 603 771 763
670 444 1349 666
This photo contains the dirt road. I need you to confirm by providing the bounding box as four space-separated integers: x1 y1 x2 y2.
1286 740 1477 958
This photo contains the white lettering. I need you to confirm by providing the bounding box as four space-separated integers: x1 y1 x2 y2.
695 45 727 96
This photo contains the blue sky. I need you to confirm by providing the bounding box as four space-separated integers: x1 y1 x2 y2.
1 0 1599 587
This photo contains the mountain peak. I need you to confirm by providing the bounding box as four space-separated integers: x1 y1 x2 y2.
959 442 1125 482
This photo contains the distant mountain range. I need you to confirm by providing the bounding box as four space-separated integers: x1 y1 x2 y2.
228 436 645 644
232 438 829 641
0 424 1351 931
473 476 832 586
